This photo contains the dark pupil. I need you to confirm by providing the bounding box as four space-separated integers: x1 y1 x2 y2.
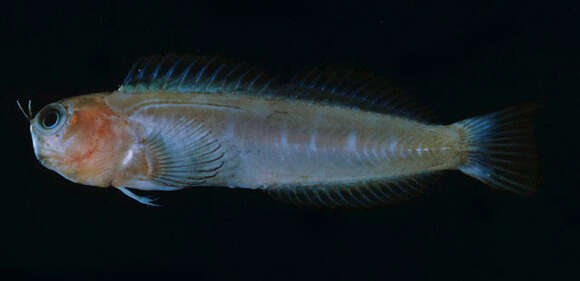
42 110 60 129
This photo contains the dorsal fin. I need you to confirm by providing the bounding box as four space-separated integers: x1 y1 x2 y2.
283 67 431 120
118 55 429 120
118 55 275 95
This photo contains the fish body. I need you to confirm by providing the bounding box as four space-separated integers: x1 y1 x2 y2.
107 91 462 187
25 55 539 207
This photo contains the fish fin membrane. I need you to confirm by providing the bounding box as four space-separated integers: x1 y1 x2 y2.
454 103 541 194
286 67 433 121
119 55 275 95
119 55 431 121
142 116 225 188
266 173 435 208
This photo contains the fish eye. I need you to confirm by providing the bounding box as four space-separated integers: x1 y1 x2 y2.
36 104 66 131
42 109 60 129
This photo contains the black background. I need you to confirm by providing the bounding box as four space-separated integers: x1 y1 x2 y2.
3 1 578 280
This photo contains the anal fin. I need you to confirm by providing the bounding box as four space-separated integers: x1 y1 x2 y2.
267 173 435 208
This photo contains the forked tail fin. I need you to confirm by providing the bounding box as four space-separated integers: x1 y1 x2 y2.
453 104 541 194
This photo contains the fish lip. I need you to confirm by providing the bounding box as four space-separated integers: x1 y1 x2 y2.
35 153 52 168
30 126 43 161
29 126 53 168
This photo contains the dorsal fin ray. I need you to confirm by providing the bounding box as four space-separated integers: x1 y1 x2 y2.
285 67 432 121
118 55 431 120
119 55 275 95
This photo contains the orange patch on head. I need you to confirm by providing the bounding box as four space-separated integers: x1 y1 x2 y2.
35 93 133 187
69 112 78 127
62 104 115 165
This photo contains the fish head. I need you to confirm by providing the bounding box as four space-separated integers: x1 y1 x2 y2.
28 93 128 187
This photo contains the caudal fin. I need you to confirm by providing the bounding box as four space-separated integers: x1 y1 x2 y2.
453 104 541 194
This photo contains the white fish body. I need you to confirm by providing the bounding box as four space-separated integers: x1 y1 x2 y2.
26 55 540 207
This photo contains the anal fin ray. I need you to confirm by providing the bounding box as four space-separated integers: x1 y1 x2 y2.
266 173 435 208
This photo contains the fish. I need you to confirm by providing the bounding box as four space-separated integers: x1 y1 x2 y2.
20 55 540 207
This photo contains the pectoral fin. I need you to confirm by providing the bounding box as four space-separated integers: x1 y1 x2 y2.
142 116 225 189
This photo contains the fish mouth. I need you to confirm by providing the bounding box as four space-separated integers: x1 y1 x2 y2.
35 154 80 184
30 127 51 167
35 154 53 168
31 141 57 169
